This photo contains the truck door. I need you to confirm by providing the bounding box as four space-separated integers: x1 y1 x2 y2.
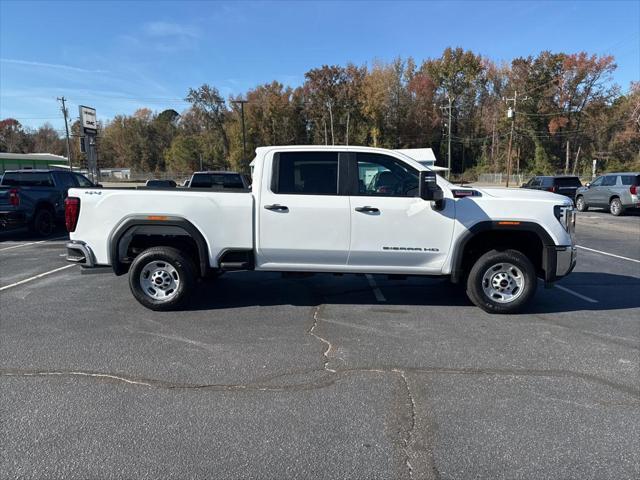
348 152 455 273
258 151 351 268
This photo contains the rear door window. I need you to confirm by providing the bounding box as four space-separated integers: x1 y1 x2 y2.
602 176 617 187
74 173 94 187
273 152 339 195
53 172 76 189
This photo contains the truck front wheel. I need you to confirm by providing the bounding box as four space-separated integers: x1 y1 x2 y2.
129 246 195 311
466 249 537 314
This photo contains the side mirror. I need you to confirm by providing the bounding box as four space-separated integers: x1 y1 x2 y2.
94 183 103 188
521 183 527 188
419 170 444 203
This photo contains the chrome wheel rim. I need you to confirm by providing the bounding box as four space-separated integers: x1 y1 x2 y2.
611 200 621 215
481 262 525 304
576 197 584 210
139 260 180 301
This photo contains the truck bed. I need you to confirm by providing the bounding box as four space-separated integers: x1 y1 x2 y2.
69 187 254 267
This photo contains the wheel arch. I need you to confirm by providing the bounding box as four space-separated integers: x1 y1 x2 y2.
450 221 556 284
108 216 209 277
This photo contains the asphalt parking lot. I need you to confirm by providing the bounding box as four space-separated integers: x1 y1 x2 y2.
1 210 639 479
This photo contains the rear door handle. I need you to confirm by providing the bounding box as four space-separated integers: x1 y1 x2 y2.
264 204 289 212
355 206 379 213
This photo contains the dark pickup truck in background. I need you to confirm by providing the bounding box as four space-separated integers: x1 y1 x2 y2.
0 169 98 236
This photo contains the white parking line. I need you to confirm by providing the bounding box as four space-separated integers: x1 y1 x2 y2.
0 264 76 292
554 284 598 304
0 236 67 252
365 274 386 302
576 245 640 264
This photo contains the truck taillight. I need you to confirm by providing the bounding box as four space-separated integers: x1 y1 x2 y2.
65 197 80 232
631 185 638 195
547 186 558 193
8 188 19 207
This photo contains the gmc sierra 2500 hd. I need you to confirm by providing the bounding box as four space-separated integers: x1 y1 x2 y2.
65 146 576 313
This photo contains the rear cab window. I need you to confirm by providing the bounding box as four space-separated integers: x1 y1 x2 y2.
273 152 339 195
0 172 54 187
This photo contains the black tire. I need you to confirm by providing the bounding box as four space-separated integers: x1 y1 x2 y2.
609 197 623 216
466 249 537 314
128 246 196 311
575 195 588 212
29 208 55 237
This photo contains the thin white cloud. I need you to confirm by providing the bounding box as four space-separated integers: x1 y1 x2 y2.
142 21 200 39
0 58 106 74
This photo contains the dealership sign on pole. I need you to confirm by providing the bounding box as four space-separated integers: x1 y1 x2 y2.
79 105 97 133
78 105 99 182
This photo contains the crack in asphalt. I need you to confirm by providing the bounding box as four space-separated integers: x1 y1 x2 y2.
307 305 337 373
3 365 638 398
393 368 417 479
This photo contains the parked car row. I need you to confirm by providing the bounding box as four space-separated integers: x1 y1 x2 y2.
521 172 639 216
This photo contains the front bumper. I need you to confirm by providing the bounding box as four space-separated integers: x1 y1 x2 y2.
66 240 96 267
544 245 577 283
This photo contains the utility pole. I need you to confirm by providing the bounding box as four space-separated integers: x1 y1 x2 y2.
231 99 248 163
57 97 72 169
440 94 453 180
504 91 523 188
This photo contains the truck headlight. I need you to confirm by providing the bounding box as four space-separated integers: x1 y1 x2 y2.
554 205 576 233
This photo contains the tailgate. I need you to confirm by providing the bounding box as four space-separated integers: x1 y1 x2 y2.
0 187 15 210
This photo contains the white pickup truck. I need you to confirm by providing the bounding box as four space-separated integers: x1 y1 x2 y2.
65 146 576 313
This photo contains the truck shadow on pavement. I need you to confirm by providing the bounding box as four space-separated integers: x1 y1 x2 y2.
0 226 68 243
184 271 640 314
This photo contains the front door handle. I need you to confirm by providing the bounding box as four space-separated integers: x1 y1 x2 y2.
355 206 379 213
264 204 289 212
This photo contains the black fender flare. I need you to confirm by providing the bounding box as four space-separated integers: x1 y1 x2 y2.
450 221 556 283
108 216 209 276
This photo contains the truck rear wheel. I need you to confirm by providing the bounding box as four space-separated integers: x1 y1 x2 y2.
30 208 55 237
466 249 537 314
128 246 195 311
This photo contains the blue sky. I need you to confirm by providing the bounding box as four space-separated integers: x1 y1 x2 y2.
1 0 638 132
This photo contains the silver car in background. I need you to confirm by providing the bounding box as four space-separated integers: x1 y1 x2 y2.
575 172 640 215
